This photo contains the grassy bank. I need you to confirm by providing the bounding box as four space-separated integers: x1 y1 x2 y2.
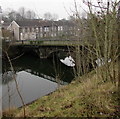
3 64 119 117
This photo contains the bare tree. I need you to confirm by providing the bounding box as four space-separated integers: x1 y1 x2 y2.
71 0 119 85
1 7 26 116
3 9 23 21
8 10 17 21
26 10 36 19
44 12 52 20
5 51 26 117
68 15 75 21
2 7 37 21
18 7 26 19
52 13 58 20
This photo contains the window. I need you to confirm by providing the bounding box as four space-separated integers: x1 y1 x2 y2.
52 26 54 31
54 27 56 31
44 27 46 32
61 26 63 31
19 28 22 33
30 28 32 32
58 26 63 31
22 28 25 33
25 27 27 32
27 28 30 32
32 28 34 32
40 27 42 32
54 33 56 36
44 27 49 32
58 26 61 31
51 33 54 37
40 33 43 37
36 27 39 32
36 33 39 39
34 27 36 32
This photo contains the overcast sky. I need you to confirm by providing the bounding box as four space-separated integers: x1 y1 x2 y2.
0 0 116 19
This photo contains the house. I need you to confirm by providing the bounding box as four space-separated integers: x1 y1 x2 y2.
1 21 13 40
7 19 75 41
2 21 11 30
118 1 120 19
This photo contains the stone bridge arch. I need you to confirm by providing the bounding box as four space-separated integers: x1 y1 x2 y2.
35 46 74 59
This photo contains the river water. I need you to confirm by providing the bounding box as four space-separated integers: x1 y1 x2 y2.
2 54 74 110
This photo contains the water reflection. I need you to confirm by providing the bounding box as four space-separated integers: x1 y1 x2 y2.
2 54 74 110
2 71 58 110
3 54 74 83
2 71 15 85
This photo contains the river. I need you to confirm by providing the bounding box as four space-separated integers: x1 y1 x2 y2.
2 54 74 110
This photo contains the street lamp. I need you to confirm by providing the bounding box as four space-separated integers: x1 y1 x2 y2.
0 6 2 21
0 6 2 39
0 6 2 118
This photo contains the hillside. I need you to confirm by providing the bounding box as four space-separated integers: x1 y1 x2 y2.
3 63 119 117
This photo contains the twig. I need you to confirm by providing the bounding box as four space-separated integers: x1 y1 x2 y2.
5 51 26 117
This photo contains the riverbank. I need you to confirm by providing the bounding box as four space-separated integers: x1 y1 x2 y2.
3 63 119 117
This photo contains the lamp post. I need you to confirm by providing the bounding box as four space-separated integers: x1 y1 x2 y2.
0 6 2 47
0 6 2 39
0 6 2 118
0 6 2 22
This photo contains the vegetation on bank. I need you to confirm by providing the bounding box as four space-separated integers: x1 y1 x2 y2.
2 0 120 118
3 62 119 117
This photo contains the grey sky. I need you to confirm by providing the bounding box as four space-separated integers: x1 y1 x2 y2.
0 0 76 19
0 0 116 19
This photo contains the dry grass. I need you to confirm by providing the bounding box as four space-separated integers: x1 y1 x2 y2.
3 61 119 118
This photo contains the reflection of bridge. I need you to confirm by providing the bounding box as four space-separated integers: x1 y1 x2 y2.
3 54 74 84
26 70 67 85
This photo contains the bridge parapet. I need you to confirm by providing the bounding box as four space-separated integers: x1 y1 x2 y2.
8 39 97 60
10 39 95 47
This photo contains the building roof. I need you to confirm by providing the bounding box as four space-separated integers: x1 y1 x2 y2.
2 22 11 28
15 19 75 27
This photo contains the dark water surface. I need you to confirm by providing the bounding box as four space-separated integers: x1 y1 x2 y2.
2 54 74 110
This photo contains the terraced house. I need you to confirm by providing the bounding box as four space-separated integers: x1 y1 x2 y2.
7 20 75 41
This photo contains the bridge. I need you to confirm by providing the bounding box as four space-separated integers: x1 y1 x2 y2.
10 38 91 46
8 39 95 59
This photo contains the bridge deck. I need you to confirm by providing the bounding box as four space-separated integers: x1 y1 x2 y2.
10 39 94 47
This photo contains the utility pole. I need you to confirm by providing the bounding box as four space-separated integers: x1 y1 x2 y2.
0 5 2 118
0 6 2 38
